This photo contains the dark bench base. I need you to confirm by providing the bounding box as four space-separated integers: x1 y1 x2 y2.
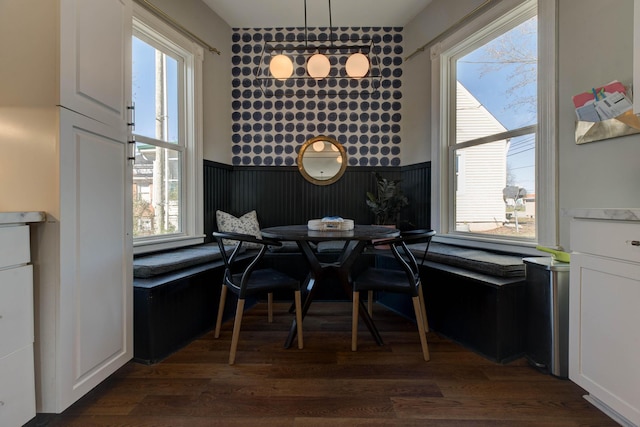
423 261 525 363
133 261 231 364
132 250 350 364
133 246 525 365
375 257 525 363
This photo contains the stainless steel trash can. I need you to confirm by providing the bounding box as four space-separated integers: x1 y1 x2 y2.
523 257 571 378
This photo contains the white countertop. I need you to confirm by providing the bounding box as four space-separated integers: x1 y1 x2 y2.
0 211 46 225
562 208 640 221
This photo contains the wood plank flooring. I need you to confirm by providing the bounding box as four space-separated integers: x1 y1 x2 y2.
30 302 617 426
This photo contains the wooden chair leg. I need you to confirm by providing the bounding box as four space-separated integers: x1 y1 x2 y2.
268 292 273 323
412 296 430 361
228 298 245 365
351 291 360 351
214 286 228 339
294 290 304 349
367 290 373 316
418 285 429 332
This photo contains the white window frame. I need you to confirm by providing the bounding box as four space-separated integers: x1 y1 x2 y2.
132 3 204 254
455 151 467 195
430 0 557 253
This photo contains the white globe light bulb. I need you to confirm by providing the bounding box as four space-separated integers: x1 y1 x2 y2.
345 52 369 79
269 54 293 81
307 54 330 80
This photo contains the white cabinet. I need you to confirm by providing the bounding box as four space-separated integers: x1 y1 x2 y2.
59 0 131 128
0 216 44 427
569 216 640 427
0 0 133 414
45 1 132 413
54 109 133 412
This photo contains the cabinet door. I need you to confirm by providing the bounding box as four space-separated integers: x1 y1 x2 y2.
58 109 132 412
59 0 132 128
569 253 640 425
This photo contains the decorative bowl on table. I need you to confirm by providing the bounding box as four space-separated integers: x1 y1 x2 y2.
308 216 354 231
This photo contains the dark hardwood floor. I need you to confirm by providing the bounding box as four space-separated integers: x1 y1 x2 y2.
31 302 616 426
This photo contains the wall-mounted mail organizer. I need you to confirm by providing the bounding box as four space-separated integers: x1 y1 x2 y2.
573 80 640 144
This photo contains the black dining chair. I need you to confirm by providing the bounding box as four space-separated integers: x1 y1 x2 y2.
352 229 436 361
212 231 304 364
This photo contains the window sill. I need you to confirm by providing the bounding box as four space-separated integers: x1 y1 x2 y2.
134 235 205 255
434 233 541 257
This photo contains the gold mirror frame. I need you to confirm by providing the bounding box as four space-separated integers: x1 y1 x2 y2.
297 136 347 186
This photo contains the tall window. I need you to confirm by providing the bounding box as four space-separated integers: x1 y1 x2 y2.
432 0 556 250
132 5 203 253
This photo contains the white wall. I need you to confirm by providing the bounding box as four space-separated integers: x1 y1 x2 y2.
401 0 488 165
0 0 60 214
150 0 232 164
557 0 639 247
403 0 640 250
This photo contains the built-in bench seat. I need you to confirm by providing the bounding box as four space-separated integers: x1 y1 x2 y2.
131 240 353 363
133 244 248 364
133 243 234 278
132 239 527 364
376 242 527 363
406 242 526 277
131 241 347 364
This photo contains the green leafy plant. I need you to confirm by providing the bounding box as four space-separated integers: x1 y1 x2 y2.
366 172 409 225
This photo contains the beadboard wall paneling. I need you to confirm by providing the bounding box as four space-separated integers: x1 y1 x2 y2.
203 162 430 242
229 166 397 227
401 162 432 230
203 161 233 241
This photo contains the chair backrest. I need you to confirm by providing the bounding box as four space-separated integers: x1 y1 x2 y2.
371 229 436 293
401 229 436 266
212 231 282 297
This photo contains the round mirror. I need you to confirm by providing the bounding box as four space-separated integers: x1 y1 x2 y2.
297 136 347 186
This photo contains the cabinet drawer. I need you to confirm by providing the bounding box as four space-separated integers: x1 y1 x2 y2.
0 266 34 359
0 226 30 269
0 346 36 427
571 219 640 263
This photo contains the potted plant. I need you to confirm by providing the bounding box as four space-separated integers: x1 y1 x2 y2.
366 172 409 226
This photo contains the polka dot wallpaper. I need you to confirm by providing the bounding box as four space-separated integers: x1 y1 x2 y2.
231 27 403 167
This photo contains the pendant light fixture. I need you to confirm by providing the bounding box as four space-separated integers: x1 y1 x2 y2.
302 0 369 80
255 0 382 97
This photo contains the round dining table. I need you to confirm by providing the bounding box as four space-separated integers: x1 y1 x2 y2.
261 224 400 348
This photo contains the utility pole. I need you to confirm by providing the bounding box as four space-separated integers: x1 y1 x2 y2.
152 50 167 234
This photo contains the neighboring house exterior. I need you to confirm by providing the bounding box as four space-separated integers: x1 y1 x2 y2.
455 82 509 232
133 145 181 237
524 193 536 218
133 147 155 235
